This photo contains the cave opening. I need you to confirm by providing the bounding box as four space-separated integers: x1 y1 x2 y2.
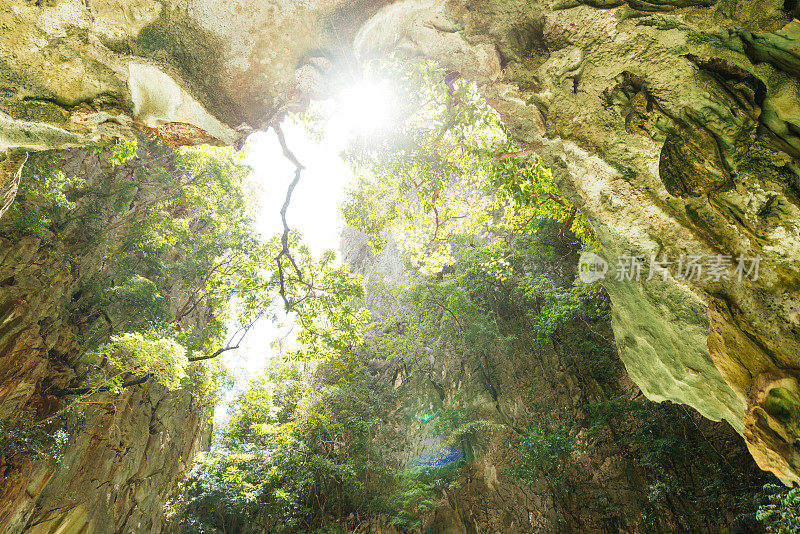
2 0 798 528
156 57 776 532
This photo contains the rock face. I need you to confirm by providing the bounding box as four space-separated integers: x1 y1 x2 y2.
0 149 212 533
1 375 209 534
0 0 388 150
339 224 769 533
355 0 800 484
2 0 799 486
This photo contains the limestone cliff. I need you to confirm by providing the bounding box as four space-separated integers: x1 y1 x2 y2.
355 0 800 484
0 0 387 150
338 223 769 533
1 0 799 488
0 147 213 533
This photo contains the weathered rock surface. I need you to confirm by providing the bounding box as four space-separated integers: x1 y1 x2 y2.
338 224 769 533
2 0 799 487
355 0 800 484
0 0 388 150
0 149 212 533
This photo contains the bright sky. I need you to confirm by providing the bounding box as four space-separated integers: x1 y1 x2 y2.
212 80 395 423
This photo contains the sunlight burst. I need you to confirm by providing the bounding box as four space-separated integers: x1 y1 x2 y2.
337 79 393 136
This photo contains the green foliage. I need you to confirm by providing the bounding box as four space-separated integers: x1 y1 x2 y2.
0 412 69 464
8 152 86 237
98 143 262 345
340 57 595 277
108 138 138 165
106 275 171 327
172 55 767 534
93 332 188 392
270 245 369 360
758 484 800 533
507 426 580 486
177 356 396 533
430 400 501 445
387 470 441 531
391 221 604 358
172 59 605 532
37 140 265 402
3 137 379 531
184 358 233 415
56 139 364 403
6 137 370 432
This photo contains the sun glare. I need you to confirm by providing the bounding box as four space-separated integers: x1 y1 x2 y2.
217 78 395 423
337 79 393 136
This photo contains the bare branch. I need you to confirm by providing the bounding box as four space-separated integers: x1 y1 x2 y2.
546 192 566 207
274 122 305 170
226 311 262 348
493 148 537 161
272 122 306 312
0 152 28 219
425 203 468 248
558 206 578 242
187 345 240 362
53 374 152 397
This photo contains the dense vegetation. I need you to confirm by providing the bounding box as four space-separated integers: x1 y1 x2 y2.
0 137 362 466
2 60 795 532
167 61 780 533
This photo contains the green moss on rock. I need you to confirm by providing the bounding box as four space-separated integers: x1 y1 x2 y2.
134 6 238 127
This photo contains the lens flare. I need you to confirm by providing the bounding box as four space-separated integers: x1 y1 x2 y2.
411 444 463 469
337 79 393 136
421 435 446 446
418 411 438 422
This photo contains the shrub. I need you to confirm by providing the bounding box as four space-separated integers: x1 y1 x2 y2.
758 483 800 533
97 332 188 391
